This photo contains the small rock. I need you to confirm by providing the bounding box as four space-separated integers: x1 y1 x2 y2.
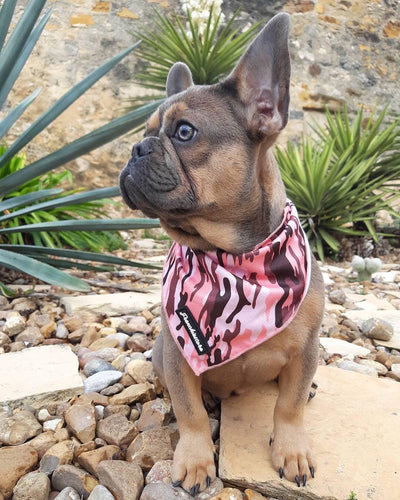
328 289 347 305
96 413 138 448
43 418 64 432
0 410 42 445
127 428 174 471
209 487 244 499
0 332 11 347
136 398 172 431
65 403 96 443
89 337 119 351
80 326 102 348
55 321 69 339
75 393 109 407
111 354 130 371
197 479 225 499
51 465 98 499
40 440 74 474
77 445 120 476
63 316 84 332
127 333 152 352
126 359 155 383
15 326 44 346
9 341 26 352
40 320 57 339
337 360 378 377
92 347 122 363
244 490 267 500
87 485 115 500
99 327 117 337
319 337 370 357
3 312 25 336
109 332 130 348
0 444 38 498
100 383 124 396
145 459 173 484
103 404 131 419
53 486 81 500
109 382 155 406
12 471 50 500
140 482 193 499
357 358 388 375
361 318 393 341
84 370 122 393
29 432 58 459
97 460 144 500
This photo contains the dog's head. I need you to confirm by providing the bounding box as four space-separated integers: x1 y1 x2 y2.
120 13 291 253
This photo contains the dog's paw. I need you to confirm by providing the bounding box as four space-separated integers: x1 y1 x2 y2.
270 424 315 487
172 433 216 494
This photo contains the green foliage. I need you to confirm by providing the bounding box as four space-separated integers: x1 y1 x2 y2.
276 106 400 260
0 146 126 252
0 0 161 293
132 8 261 94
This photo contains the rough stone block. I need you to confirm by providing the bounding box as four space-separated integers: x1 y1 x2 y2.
0 345 83 409
61 290 161 317
219 365 400 499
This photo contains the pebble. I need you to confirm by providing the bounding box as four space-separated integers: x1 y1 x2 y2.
126 359 155 383
84 370 123 393
65 403 96 442
51 465 98 499
390 364 400 381
136 398 172 431
140 482 194 499
108 382 155 406
0 410 42 445
96 413 138 447
15 326 44 346
97 460 144 500
0 445 38 498
77 445 120 476
3 312 25 336
12 471 50 500
361 317 394 341
328 289 347 305
40 440 74 474
83 357 117 377
357 358 388 375
53 486 82 500
56 321 69 339
87 485 115 500
337 359 379 377
126 427 174 471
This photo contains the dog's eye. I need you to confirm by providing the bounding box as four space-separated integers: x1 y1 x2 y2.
175 122 196 142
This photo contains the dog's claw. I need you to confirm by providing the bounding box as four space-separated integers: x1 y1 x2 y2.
206 476 211 487
172 480 182 488
311 381 318 389
279 467 284 479
295 475 300 487
269 436 273 446
310 466 315 478
308 390 316 400
302 474 307 486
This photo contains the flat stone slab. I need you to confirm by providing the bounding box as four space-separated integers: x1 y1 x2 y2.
61 288 161 317
219 365 400 499
0 345 83 409
343 309 400 350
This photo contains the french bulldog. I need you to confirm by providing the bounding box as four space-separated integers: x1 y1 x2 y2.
120 12 324 495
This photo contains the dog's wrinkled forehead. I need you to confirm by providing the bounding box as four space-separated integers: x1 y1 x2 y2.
145 87 243 141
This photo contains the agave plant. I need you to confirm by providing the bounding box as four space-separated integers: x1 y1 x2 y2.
276 107 400 260
131 7 261 97
0 0 161 294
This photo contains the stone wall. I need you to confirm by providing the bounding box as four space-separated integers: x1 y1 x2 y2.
2 0 399 188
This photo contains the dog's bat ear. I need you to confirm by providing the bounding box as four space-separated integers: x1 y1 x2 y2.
166 62 194 97
227 13 291 137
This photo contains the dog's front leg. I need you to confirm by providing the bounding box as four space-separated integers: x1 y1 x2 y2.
270 347 317 487
162 325 216 495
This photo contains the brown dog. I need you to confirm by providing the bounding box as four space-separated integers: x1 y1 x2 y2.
120 12 324 495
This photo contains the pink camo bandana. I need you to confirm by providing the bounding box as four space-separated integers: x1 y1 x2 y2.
162 200 311 376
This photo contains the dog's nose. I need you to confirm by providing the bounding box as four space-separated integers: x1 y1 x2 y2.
132 140 153 161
